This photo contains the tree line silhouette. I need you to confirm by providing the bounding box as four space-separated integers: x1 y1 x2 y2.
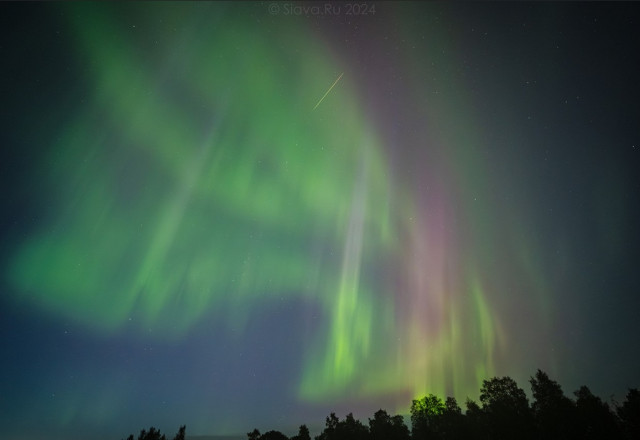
123 370 639 440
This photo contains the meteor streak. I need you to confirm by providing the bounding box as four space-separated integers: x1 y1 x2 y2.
313 72 344 110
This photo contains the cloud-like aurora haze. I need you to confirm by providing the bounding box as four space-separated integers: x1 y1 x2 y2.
9 2 510 402
5 2 638 438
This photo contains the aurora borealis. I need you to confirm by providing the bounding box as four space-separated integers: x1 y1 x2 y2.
1 2 639 439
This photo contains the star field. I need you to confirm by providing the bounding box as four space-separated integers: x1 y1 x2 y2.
1 2 639 440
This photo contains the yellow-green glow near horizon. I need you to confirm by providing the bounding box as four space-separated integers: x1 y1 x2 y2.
6 2 511 409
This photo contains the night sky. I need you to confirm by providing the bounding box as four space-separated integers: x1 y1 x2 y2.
1 2 639 439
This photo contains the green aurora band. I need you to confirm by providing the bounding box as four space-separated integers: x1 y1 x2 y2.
6 3 547 412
